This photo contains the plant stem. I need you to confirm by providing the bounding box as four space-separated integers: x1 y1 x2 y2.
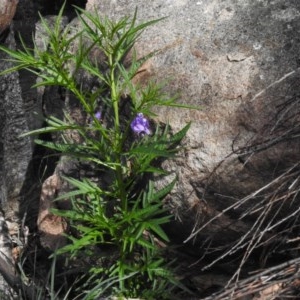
109 56 120 131
109 55 127 211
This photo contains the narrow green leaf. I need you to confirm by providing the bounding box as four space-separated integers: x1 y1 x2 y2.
149 177 177 202
169 122 191 144
129 145 175 157
137 237 156 250
149 223 170 242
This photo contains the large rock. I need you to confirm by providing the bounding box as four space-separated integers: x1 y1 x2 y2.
0 0 31 295
0 0 33 235
85 0 300 242
0 0 18 38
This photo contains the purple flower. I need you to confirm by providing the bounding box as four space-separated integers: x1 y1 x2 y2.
130 113 151 136
95 111 102 120
89 111 102 127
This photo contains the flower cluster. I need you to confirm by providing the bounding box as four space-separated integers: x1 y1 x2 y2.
130 113 151 136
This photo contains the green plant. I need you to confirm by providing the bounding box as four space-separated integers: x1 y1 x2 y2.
0 4 193 299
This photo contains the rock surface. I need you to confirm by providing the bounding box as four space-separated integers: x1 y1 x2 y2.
85 0 300 239
0 0 33 235
0 0 18 37
82 1 300 294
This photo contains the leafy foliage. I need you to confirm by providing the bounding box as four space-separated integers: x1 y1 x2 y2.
0 3 193 299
